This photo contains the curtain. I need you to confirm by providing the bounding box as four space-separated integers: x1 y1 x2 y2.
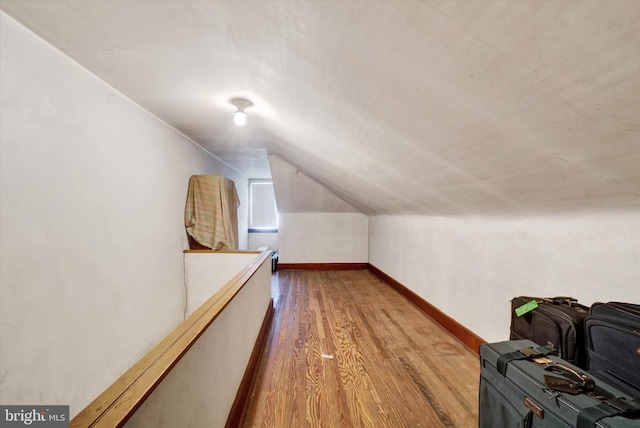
184 175 239 250
250 181 277 229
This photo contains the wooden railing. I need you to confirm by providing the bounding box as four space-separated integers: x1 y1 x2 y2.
71 250 271 428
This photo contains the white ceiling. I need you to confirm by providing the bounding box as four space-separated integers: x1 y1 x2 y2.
1 1 639 215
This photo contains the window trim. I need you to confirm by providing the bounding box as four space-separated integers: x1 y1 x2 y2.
248 228 278 234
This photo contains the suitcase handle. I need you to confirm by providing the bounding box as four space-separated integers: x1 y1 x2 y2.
543 362 595 391
542 296 578 306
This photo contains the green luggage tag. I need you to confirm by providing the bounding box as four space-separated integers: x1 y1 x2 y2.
515 300 538 317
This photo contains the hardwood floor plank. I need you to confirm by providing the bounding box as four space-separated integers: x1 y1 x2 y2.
242 270 480 428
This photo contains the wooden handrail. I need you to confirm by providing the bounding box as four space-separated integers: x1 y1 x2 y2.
71 250 272 428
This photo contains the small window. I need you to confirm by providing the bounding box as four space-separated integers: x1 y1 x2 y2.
249 180 278 232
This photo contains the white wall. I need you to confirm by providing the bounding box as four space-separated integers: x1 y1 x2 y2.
278 213 368 263
0 12 247 416
369 213 640 344
184 252 260 317
125 259 272 428
248 232 278 251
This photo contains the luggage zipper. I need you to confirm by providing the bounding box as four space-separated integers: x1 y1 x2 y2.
606 303 640 320
531 305 579 358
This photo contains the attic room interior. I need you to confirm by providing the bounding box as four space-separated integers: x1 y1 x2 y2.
0 1 638 427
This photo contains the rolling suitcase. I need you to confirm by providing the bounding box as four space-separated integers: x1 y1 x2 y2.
585 302 640 399
479 339 640 427
510 296 589 368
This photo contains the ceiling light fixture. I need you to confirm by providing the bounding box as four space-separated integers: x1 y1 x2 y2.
231 98 252 127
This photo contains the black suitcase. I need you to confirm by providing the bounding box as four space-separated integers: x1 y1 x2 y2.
480 339 640 427
510 296 589 368
585 302 640 398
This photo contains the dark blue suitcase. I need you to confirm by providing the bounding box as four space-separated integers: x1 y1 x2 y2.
585 302 640 399
480 339 640 427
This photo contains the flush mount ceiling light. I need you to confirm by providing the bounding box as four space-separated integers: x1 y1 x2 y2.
231 98 252 127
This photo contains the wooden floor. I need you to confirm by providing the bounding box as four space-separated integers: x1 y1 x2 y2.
242 269 480 428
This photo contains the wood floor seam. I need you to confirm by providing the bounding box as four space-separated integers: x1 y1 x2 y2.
242 270 480 427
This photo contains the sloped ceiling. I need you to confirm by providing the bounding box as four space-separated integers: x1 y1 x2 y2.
1 1 638 215
270 155 360 213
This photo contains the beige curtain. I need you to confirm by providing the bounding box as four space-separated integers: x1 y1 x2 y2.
184 175 239 250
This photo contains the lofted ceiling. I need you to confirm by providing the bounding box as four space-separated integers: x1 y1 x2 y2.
1 1 639 215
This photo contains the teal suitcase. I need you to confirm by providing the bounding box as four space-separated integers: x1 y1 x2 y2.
479 339 640 427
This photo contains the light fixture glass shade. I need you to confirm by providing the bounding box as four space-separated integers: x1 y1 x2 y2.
234 110 247 127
